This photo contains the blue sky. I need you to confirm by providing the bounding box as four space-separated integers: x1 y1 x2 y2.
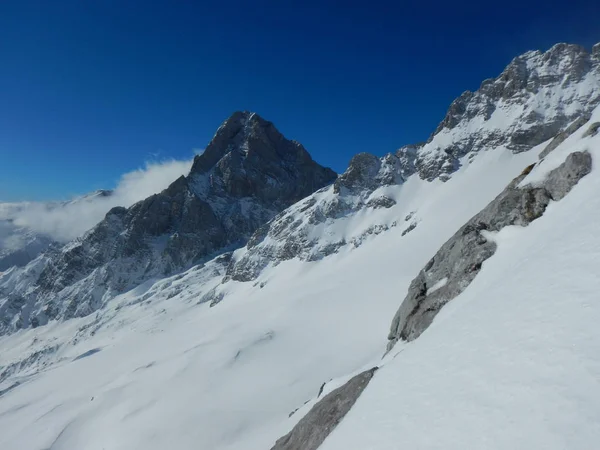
1 1 598 201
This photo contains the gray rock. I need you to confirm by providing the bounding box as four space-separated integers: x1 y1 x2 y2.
333 153 382 194
388 151 592 347
401 221 417 236
191 111 337 208
543 151 592 201
396 144 419 172
270 368 378 450
366 196 396 209
334 148 417 195
582 122 600 138
539 115 591 159
225 144 419 284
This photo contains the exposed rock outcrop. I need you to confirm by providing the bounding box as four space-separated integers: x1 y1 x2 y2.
388 150 592 347
539 115 591 159
270 368 378 450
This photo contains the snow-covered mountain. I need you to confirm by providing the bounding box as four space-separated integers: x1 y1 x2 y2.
0 112 335 332
416 42 600 180
1 42 600 450
222 43 600 289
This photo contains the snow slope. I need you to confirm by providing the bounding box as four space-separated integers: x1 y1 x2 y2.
0 138 542 449
319 111 600 449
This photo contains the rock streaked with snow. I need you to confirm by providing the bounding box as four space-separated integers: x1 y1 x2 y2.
388 148 592 345
417 43 600 181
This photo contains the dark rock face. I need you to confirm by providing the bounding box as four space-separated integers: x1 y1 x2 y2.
270 368 378 450
388 151 592 347
36 176 227 297
0 112 336 332
333 147 418 195
366 196 396 209
333 153 382 194
190 111 336 208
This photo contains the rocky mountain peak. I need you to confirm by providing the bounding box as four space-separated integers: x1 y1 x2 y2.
191 111 318 176
416 41 600 181
333 153 382 193
189 111 336 208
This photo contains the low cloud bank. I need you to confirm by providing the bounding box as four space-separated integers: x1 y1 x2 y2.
1 158 193 243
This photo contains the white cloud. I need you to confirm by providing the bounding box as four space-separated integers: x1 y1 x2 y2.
1 158 194 243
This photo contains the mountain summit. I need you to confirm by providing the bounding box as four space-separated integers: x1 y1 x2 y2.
190 111 337 207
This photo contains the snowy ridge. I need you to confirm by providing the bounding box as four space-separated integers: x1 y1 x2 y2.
268 107 600 450
217 43 600 293
3 43 599 333
416 43 600 180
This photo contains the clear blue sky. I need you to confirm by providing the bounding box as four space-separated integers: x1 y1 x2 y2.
1 0 598 201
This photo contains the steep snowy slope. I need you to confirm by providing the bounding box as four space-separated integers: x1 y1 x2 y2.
0 135 543 450
318 109 600 450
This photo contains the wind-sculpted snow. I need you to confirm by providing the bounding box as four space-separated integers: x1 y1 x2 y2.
0 128 555 450
269 107 600 450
